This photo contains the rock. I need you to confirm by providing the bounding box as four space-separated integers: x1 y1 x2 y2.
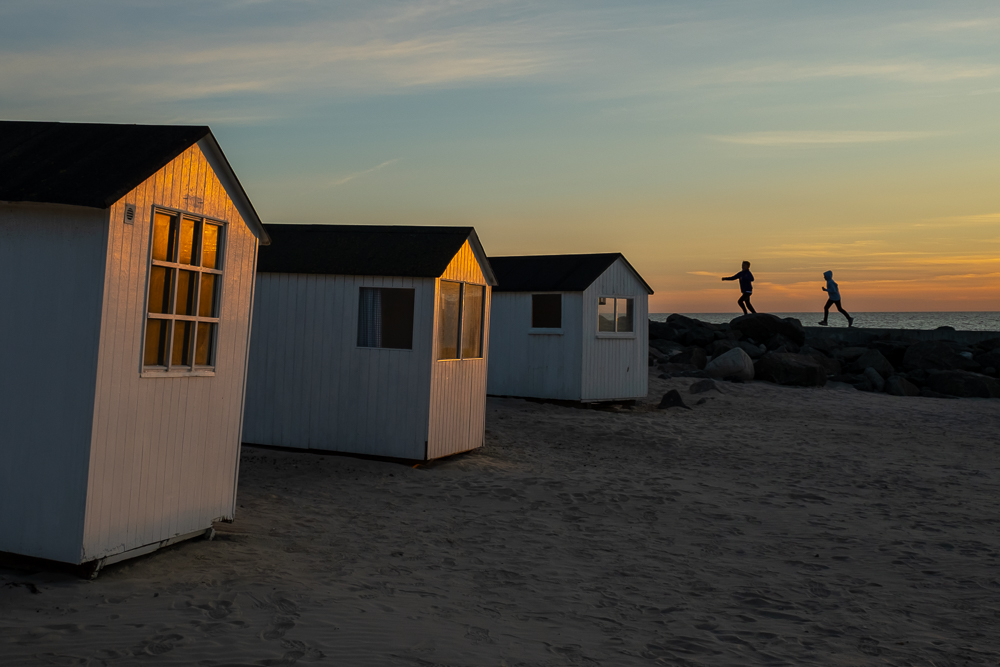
754 352 827 387
648 347 666 361
870 340 910 370
863 367 885 392
705 347 755 381
766 333 800 353
885 375 920 397
903 341 980 372
920 387 957 399
667 314 723 348
974 350 1000 372
736 340 765 360
688 379 720 394
669 347 707 370
850 349 895 379
709 339 737 357
830 373 863 385
730 313 806 347
977 337 1000 352
658 362 698 375
799 346 842 375
649 321 679 341
826 381 857 391
924 371 1000 398
650 339 685 358
834 346 868 362
804 335 841 355
657 389 692 409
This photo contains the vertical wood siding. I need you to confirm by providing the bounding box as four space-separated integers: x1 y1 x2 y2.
580 259 649 401
427 241 491 459
0 203 108 563
81 143 258 562
486 292 583 399
242 273 435 459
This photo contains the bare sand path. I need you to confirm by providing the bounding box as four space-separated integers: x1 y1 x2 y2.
2 371 999 665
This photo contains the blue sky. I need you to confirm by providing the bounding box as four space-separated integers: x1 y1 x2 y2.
3 1 999 310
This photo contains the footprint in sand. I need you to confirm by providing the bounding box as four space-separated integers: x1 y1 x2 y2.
262 616 296 641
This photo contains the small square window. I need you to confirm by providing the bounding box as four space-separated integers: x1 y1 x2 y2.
597 296 634 333
357 287 415 349
532 294 561 329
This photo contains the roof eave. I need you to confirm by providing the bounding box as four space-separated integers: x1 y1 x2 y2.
198 134 271 245
466 229 499 286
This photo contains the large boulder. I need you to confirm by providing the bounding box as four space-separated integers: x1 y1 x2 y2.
737 340 766 360
709 338 737 357
705 347 755 381
885 375 920 397
974 350 1000 374
766 333 800 353
870 340 910 371
799 346 841 375
650 339 685 357
924 371 1000 398
863 367 885 392
648 320 678 341
903 341 980 372
850 349 895 379
754 352 827 387
669 346 707 370
730 314 806 346
834 346 868 362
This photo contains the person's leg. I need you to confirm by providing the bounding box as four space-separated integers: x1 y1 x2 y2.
744 293 756 314
835 300 854 326
737 294 748 315
819 299 833 324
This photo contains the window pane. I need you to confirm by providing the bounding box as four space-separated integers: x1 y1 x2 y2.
532 294 561 328
195 322 215 366
381 288 415 350
172 321 193 366
597 297 615 332
357 287 382 348
462 285 484 358
437 281 461 360
143 319 168 366
147 266 173 314
152 212 177 262
177 270 198 316
616 298 634 332
202 223 221 269
199 274 217 317
178 218 201 265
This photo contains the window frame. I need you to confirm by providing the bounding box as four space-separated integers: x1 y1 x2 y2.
356 286 416 351
436 279 487 361
529 293 564 334
140 206 227 378
596 295 636 338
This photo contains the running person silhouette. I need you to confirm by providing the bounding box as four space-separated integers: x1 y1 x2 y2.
722 261 755 314
818 270 854 327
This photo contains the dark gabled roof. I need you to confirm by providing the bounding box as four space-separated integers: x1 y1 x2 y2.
0 120 269 243
257 224 498 285
489 253 653 294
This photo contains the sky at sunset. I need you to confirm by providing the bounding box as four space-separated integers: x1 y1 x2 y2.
2 1 998 313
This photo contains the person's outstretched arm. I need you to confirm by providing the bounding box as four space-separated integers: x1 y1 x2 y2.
722 273 739 281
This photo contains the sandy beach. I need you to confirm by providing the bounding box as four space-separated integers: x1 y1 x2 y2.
2 369 999 666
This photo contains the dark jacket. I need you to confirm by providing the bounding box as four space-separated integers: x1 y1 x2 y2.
724 269 754 293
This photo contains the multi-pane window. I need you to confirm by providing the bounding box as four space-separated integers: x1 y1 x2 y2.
437 281 485 360
531 294 562 329
597 297 634 333
143 210 224 371
357 287 415 349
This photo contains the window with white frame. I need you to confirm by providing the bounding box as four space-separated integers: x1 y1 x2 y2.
437 281 485 360
357 287 415 349
531 294 562 329
597 297 633 333
143 210 224 371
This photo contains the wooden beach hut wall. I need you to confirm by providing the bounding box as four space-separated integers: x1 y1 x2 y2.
0 121 269 571
243 224 498 460
487 253 653 402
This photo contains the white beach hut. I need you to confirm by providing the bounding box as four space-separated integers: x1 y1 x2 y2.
243 224 497 460
0 121 269 572
487 253 653 402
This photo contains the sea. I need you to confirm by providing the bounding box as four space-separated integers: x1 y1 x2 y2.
649 312 1000 332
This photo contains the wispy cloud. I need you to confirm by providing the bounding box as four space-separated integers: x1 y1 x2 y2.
705 61 999 86
711 131 942 146
917 212 1000 226
328 158 402 187
686 270 720 277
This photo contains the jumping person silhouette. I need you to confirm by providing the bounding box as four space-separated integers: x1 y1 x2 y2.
818 270 854 327
722 261 755 314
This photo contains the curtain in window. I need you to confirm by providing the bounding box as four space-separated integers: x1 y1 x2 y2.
357 287 382 347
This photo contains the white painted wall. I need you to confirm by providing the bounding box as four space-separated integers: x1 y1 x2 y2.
581 258 649 401
0 203 108 563
243 273 435 459
427 241 491 459
486 292 583 399
81 142 259 562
